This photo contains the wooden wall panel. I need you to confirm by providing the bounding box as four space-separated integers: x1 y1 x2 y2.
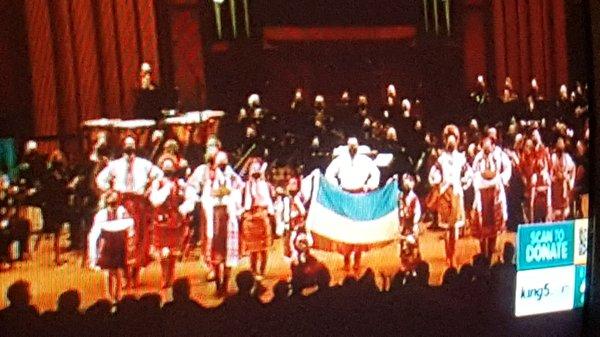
24 0 58 137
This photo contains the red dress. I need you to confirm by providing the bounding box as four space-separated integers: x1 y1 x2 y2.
152 179 190 255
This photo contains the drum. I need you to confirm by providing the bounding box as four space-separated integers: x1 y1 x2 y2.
163 113 201 148
162 110 223 148
200 110 224 145
113 119 156 149
82 118 121 152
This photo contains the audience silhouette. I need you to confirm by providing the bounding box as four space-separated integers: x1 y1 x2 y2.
0 243 585 337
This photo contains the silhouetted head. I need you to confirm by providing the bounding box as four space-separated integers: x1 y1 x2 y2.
116 295 139 316
442 267 458 287
458 264 474 284
315 267 332 290
342 275 358 289
358 268 378 292
6 280 31 308
172 278 191 301
235 271 256 295
273 281 290 301
139 292 162 312
503 242 515 264
415 262 430 286
57 290 81 314
85 299 112 318
472 254 491 281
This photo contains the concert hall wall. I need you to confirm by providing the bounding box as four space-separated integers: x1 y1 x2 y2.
21 0 161 155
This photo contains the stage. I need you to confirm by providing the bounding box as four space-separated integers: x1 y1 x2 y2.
0 225 515 312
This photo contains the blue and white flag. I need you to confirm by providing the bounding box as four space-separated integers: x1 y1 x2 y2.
305 174 400 247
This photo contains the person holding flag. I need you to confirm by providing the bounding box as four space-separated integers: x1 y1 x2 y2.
324 137 381 272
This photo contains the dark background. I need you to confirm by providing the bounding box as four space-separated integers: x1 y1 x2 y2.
0 0 598 333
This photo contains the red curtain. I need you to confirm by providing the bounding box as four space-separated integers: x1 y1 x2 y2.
24 0 161 137
24 0 59 137
463 0 569 98
169 8 207 110
462 3 488 89
491 0 568 97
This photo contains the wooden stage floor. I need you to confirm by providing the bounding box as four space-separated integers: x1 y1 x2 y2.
0 227 515 312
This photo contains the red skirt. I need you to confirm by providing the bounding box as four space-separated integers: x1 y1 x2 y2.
209 205 229 265
533 190 549 222
240 207 272 254
154 225 187 254
474 187 503 240
97 230 129 270
551 181 569 210
121 194 152 267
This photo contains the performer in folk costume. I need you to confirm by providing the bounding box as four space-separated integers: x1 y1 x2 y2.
471 137 509 258
522 130 552 223
550 137 575 221
191 151 243 295
241 159 274 279
149 156 197 288
398 173 421 270
428 125 471 266
96 136 163 288
88 191 133 301
156 139 190 176
325 137 380 272
274 176 309 264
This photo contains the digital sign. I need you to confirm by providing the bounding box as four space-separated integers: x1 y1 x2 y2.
517 221 575 271
515 266 576 317
515 219 588 317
